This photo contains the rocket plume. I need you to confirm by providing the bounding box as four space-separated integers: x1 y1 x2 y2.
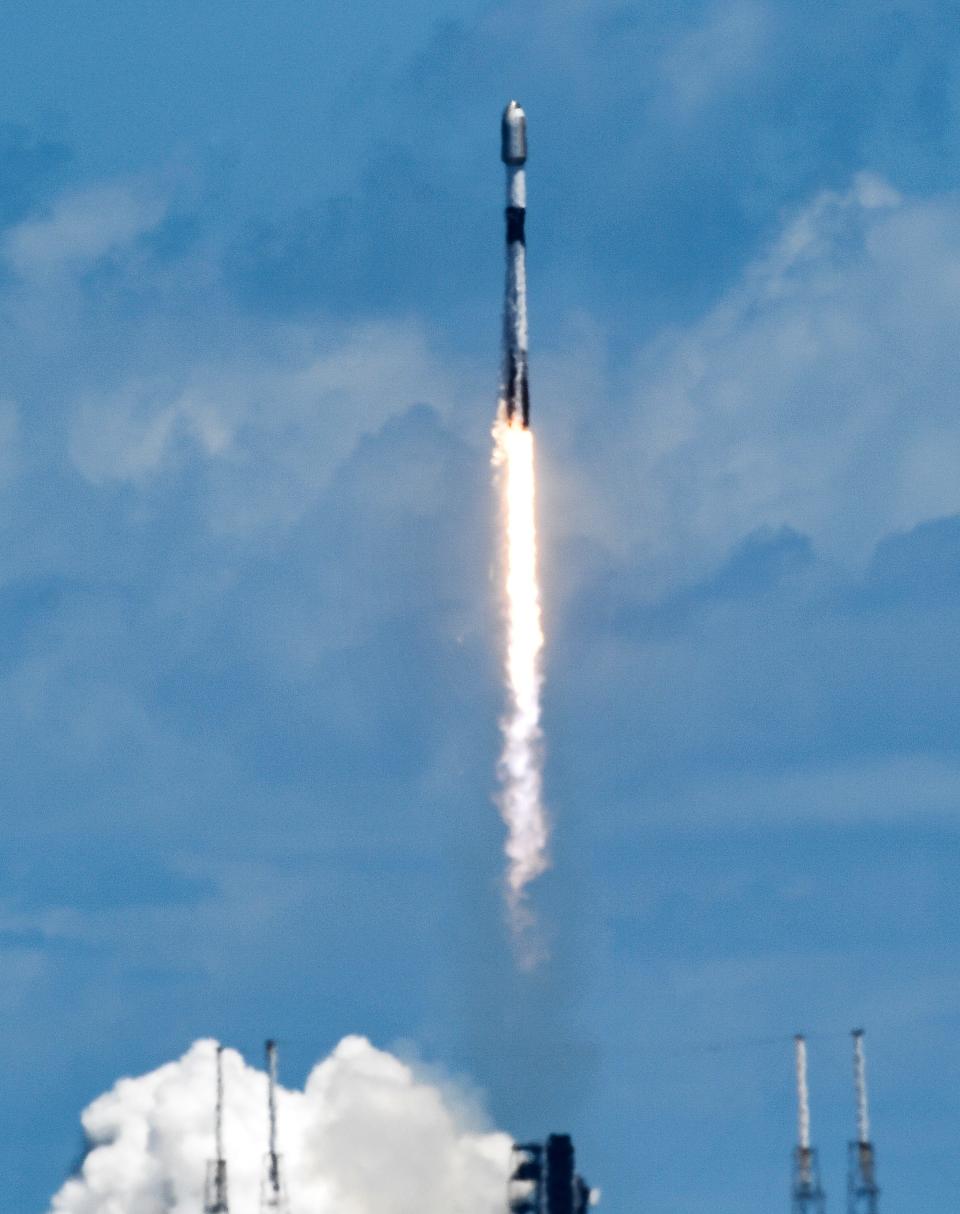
493 415 548 915
493 100 549 940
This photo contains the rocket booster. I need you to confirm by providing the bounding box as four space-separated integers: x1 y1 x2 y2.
501 101 529 428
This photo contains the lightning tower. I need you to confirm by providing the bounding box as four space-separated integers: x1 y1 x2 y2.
847 1030 880 1214
203 1044 229 1214
260 1039 290 1213
791 1035 826 1214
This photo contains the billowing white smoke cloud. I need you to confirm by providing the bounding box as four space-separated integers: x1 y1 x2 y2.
49 1036 512 1214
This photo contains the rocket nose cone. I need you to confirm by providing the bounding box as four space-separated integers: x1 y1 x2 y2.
501 100 527 165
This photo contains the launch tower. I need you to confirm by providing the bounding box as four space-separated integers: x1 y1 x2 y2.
846 1030 880 1214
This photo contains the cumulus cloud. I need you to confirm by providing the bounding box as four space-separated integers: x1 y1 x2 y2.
547 174 960 588
5 181 166 280
67 321 465 536
50 1037 512 1214
659 0 771 120
0 162 479 550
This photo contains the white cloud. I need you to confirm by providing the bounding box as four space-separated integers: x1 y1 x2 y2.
659 0 771 119
5 182 166 280
555 174 960 585
50 1037 512 1214
67 320 467 534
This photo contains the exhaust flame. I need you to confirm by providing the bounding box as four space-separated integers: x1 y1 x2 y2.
493 412 548 944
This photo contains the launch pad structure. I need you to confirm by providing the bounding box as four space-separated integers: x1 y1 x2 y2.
195 1023 890 1213
509 1134 592 1214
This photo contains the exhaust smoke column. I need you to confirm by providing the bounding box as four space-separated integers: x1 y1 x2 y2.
493 99 549 942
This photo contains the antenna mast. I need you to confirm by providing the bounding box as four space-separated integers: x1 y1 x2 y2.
204 1044 229 1213
260 1039 290 1213
791 1035 826 1214
847 1030 880 1214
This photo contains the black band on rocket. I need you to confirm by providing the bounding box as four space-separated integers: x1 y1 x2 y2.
505 206 526 246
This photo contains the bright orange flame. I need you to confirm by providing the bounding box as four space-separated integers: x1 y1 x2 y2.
493 413 549 926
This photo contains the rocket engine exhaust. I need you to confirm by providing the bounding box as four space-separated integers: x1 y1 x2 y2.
493 100 549 951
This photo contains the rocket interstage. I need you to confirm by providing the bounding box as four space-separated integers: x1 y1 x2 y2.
493 99 548 955
501 100 529 429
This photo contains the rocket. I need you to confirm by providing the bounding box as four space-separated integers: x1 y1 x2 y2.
501 100 529 428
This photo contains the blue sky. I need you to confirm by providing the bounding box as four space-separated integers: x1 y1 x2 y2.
5 0 960 1209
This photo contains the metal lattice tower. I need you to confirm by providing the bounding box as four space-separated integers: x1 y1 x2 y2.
847 1030 880 1214
791 1035 826 1214
260 1039 290 1213
203 1044 229 1214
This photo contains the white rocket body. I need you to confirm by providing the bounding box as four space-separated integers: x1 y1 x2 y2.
501 101 529 428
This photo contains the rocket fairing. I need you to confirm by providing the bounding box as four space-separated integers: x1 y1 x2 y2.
501 100 530 428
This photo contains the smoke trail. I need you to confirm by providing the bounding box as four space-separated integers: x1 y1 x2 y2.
493 411 549 946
